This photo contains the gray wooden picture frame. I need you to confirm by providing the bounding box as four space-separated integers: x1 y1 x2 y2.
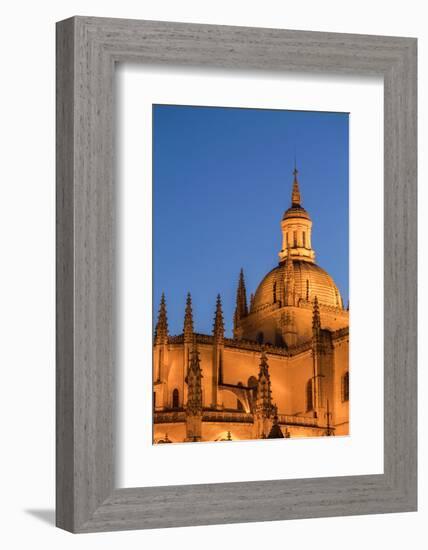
56 16 417 533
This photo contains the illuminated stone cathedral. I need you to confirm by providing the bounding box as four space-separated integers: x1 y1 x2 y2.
153 168 349 443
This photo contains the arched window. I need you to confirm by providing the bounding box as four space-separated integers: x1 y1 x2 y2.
293 230 297 247
273 282 277 303
302 231 306 248
172 388 179 409
342 372 349 402
306 279 310 301
286 232 289 247
257 332 264 344
306 379 313 412
153 391 156 411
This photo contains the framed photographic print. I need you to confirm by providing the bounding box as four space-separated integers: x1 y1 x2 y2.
150 104 349 445
56 17 417 532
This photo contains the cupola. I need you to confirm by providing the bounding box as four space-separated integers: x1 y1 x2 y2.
278 167 315 264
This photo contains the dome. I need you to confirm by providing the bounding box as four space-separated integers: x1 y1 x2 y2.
282 205 310 221
251 260 343 311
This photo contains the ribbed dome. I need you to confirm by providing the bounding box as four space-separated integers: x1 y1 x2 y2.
282 205 310 221
251 260 343 311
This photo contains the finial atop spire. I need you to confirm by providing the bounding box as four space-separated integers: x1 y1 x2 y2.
184 292 194 343
154 292 168 344
213 294 225 342
291 164 301 207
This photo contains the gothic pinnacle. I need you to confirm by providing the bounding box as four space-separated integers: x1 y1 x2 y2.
186 336 203 416
189 335 201 371
233 268 248 335
256 349 273 413
238 268 248 315
154 292 168 344
183 292 194 343
213 294 225 342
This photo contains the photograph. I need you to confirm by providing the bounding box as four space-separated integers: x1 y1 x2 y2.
152 104 350 443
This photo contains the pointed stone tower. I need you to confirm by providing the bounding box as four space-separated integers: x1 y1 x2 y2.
153 293 169 408
154 292 168 346
253 350 275 438
185 337 203 441
213 294 225 343
310 296 321 417
311 295 329 419
233 268 248 339
183 292 194 343
182 293 194 405
311 295 334 422
211 294 224 408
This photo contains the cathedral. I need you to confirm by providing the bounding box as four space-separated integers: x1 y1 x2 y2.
153 168 349 443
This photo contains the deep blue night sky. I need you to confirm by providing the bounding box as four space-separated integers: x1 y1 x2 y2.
153 104 349 338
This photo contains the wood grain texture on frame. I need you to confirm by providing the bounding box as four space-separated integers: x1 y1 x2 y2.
56 16 417 532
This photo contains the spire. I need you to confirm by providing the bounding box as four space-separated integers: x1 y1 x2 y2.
213 294 225 343
237 268 248 316
291 165 301 206
233 268 248 337
186 337 203 416
312 295 321 332
183 292 194 343
255 349 273 413
253 349 276 439
154 292 168 344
